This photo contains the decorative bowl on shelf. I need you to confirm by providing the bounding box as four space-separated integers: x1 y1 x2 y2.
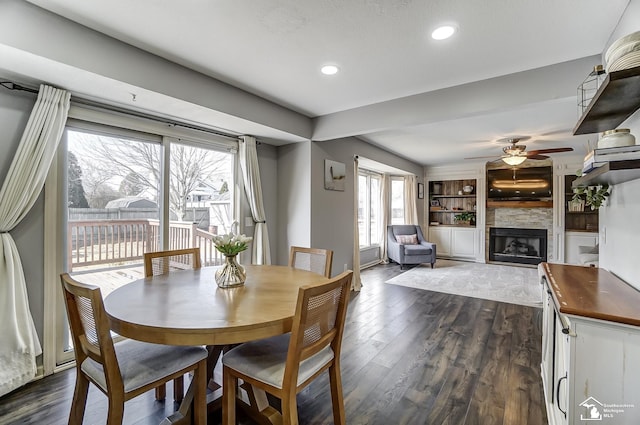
462 185 474 194
598 129 635 148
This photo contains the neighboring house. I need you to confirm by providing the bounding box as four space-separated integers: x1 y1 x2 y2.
104 197 158 209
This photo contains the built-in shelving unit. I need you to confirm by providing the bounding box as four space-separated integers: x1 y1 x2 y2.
564 174 598 232
573 65 640 135
428 179 477 226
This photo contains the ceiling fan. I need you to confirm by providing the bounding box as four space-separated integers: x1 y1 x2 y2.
465 137 574 165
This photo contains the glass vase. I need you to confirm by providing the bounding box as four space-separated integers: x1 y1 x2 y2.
215 254 246 288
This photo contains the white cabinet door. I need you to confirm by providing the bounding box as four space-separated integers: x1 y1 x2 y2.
451 227 477 258
564 232 598 265
541 279 554 407
552 313 570 425
428 227 451 257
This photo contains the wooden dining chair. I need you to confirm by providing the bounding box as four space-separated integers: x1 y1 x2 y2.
289 246 333 278
144 247 202 277
222 270 353 425
60 273 208 425
144 247 202 401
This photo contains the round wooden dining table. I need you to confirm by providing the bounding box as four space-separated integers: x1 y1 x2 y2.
104 264 328 425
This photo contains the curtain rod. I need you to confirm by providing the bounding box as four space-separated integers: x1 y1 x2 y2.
0 81 39 94
0 79 266 144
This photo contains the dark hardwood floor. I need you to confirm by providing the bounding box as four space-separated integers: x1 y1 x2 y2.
0 263 546 425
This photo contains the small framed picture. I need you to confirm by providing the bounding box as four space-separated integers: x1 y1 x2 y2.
324 159 346 191
430 199 440 207
418 183 424 199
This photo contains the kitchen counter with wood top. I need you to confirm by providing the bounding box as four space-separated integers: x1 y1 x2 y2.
540 262 640 425
540 262 640 327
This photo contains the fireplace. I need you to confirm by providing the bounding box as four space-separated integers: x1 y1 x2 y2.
489 227 547 265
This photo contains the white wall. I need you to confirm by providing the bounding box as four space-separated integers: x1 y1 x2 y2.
598 0 640 289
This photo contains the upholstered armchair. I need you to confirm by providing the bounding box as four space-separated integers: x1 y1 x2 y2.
387 225 436 269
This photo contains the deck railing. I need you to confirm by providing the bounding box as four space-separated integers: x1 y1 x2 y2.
68 219 224 271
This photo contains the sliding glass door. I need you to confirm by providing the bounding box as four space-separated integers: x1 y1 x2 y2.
55 122 235 365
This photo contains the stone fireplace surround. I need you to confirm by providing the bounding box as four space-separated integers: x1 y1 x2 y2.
485 207 554 264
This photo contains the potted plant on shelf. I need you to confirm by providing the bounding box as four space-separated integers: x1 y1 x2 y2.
572 184 610 210
454 211 475 226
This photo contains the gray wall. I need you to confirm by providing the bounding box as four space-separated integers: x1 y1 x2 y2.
275 141 312 265
0 89 45 344
310 137 424 277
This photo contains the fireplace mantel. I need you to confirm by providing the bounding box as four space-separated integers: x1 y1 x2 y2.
486 200 553 208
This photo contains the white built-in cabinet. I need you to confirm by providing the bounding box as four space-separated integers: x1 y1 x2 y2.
427 178 479 260
428 226 477 260
541 263 640 425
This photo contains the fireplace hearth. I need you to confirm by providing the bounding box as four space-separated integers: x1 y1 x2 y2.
489 227 547 265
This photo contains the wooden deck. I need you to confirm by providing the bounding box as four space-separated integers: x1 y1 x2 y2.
71 263 146 298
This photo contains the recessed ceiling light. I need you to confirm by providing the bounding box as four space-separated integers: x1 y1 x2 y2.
321 65 339 75
431 25 456 40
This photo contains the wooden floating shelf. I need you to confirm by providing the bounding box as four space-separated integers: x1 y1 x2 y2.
572 160 640 187
429 210 475 213
431 194 476 198
574 65 640 135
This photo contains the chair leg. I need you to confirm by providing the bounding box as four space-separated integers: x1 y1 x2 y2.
329 364 346 425
155 384 166 400
106 396 125 425
174 376 184 402
431 262 435 269
222 366 237 425
69 372 90 425
281 389 299 425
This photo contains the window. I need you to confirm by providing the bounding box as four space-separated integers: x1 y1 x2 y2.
52 114 237 365
358 171 381 247
391 177 405 224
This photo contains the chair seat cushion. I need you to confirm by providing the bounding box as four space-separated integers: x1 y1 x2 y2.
81 339 207 393
403 244 432 256
222 333 334 389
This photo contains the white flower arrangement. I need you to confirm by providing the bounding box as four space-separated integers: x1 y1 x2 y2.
212 232 253 256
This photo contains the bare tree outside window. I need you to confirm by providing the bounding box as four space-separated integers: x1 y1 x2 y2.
69 132 231 224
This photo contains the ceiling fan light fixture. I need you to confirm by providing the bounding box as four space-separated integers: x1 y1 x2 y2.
502 155 527 166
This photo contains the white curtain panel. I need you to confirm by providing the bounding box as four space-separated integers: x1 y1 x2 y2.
0 85 70 396
352 157 361 291
238 135 271 265
404 175 419 225
379 174 391 263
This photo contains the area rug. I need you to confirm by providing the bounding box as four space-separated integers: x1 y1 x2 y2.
385 259 542 308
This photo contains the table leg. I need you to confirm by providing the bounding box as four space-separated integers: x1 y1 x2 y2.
159 344 284 425
237 382 282 425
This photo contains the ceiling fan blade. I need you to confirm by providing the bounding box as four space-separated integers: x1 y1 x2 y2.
464 155 501 160
527 147 574 155
526 154 550 160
